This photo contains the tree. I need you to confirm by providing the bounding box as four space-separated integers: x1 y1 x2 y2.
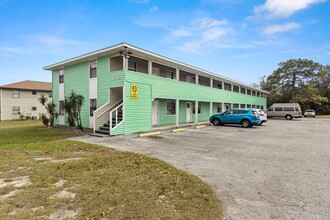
38 94 58 127
60 90 85 131
260 59 328 112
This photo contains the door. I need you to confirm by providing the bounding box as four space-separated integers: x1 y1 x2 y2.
152 100 159 126
152 67 159 76
186 102 192 123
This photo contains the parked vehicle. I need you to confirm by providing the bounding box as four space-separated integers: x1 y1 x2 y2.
267 103 302 120
254 109 267 125
209 108 260 128
304 109 315 117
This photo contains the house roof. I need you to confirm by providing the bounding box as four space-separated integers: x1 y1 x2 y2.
0 80 52 91
43 42 269 94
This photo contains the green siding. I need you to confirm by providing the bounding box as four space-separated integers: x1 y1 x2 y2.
52 70 59 124
97 55 111 107
64 62 90 128
123 81 152 134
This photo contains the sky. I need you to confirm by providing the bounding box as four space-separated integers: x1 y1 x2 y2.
0 0 329 86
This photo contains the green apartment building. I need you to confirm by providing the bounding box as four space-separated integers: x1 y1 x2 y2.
43 42 268 135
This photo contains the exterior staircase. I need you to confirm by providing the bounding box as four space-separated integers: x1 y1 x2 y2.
95 104 123 135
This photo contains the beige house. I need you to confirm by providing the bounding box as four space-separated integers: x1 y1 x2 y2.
0 80 52 121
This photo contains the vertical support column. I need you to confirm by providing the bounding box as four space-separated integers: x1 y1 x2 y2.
222 102 225 112
239 85 241 93
176 68 179 81
231 84 233 92
175 99 179 127
195 101 198 124
210 102 213 116
222 81 224 90
195 74 199 85
148 60 152 75
210 78 213 88
123 56 127 71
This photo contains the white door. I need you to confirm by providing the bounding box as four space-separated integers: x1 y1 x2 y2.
186 102 192 123
152 100 159 126
59 115 64 125
152 67 159 76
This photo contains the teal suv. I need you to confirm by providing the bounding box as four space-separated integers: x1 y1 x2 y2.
210 109 260 128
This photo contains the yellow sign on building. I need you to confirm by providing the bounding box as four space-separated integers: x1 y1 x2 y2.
130 84 138 100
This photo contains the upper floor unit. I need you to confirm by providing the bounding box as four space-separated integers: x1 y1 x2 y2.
43 42 268 99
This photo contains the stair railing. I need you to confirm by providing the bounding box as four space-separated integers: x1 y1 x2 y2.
93 99 123 133
109 103 123 135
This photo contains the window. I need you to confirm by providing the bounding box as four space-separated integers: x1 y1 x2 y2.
283 107 294 111
90 60 97 78
257 92 260 97
261 105 264 110
216 83 222 89
49 93 52 98
260 93 264 98
257 105 260 109
13 106 20 115
241 104 246 108
241 87 246 94
128 61 137 71
268 107 273 111
12 90 20 98
233 110 248 114
252 105 256 108
192 102 201 114
166 70 175 79
59 69 64 83
295 107 299 111
32 91 37 95
59 100 64 115
167 100 176 115
90 99 97 116
247 104 251 108
233 85 239 93
224 83 231 91
275 107 282 111
233 103 239 108
247 89 251 95
32 106 37 111
252 91 256 96
217 103 222 113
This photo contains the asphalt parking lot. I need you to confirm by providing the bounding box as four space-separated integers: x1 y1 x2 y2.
72 118 330 220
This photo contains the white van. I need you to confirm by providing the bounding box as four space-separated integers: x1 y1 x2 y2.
267 103 302 120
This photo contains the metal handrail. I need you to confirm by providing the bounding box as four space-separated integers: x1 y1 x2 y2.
96 99 123 119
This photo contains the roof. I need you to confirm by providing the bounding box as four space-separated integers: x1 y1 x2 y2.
43 42 269 94
0 80 52 91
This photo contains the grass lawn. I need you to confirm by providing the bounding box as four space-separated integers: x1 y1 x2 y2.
0 120 223 219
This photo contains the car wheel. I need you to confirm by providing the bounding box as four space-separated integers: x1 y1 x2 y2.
285 115 293 120
212 118 221 126
241 119 251 128
313 116 315 118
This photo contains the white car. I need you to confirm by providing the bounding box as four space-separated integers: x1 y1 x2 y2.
304 109 315 117
255 109 267 125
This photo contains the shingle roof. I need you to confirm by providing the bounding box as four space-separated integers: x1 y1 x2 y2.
0 80 52 91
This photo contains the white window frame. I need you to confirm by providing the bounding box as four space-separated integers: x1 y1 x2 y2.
12 90 20 98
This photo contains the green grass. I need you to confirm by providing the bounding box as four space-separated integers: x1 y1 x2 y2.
0 120 223 219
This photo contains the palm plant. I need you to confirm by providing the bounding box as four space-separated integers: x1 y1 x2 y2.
38 94 58 127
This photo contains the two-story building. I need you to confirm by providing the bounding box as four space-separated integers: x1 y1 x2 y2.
0 80 52 120
43 42 268 135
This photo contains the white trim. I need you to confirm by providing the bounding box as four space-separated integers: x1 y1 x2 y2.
43 42 269 94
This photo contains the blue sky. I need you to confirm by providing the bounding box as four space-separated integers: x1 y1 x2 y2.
0 0 329 86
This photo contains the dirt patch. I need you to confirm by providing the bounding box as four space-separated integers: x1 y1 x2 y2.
0 189 20 199
54 189 76 199
48 208 81 220
53 179 66 187
50 158 83 163
8 208 24 216
33 157 53 161
0 176 31 188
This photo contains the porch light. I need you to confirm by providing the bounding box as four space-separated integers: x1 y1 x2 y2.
120 46 132 58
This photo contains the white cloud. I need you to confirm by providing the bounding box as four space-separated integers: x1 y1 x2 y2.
0 47 24 53
262 22 301 34
254 0 326 18
168 17 231 52
150 6 159 12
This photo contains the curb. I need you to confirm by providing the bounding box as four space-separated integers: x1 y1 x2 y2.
139 131 161 137
171 128 187 133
